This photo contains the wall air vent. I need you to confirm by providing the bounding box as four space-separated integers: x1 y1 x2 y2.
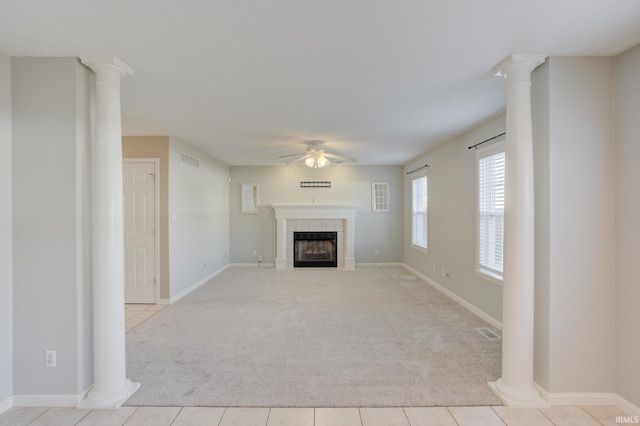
476 327 501 340
180 152 200 169
300 181 331 188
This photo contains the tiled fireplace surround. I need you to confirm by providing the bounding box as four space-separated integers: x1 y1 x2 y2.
272 204 357 270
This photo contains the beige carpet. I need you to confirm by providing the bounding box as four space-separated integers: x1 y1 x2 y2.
125 266 502 407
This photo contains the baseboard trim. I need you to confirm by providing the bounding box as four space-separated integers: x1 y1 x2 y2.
534 383 640 415
403 264 503 331
230 262 275 268
614 394 640 417
12 392 85 408
169 264 231 304
356 262 405 267
0 395 12 415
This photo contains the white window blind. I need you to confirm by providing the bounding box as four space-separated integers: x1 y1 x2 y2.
411 172 428 250
477 148 505 279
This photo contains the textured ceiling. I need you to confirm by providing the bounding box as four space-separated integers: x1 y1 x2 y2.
1 1 639 165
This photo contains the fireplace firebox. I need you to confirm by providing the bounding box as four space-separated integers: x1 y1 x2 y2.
293 232 338 267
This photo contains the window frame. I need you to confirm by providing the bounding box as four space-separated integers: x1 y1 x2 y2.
475 139 505 284
371 181 390 212
240 182 260 214
410 170 428 253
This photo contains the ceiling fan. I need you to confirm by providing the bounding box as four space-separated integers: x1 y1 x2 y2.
278 140 356 168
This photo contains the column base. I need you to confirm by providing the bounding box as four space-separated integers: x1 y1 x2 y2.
77 379 141 410
275 258 287 269
344 258 356 271
488 379 549 408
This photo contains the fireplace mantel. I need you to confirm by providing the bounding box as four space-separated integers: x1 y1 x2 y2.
271 204 358 219
271 204 358 270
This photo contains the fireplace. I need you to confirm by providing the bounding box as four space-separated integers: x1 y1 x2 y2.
294 232 337 267
271 204 357 270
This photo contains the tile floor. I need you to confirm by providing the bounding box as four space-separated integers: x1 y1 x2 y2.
0 404 632 425
1 306 633 425
125 303 166 333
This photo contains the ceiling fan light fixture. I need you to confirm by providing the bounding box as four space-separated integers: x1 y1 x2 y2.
304 153 329 168
279 140 355 168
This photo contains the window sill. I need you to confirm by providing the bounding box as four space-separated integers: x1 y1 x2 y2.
475 269 503 285
410 244 429 255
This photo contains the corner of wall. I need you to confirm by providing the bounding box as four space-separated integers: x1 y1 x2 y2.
614 43 640 410
0 52 14 404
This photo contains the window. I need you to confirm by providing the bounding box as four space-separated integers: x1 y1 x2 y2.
411 171 428 251
477 144 505 282
240 183 259 214
372 181 390 212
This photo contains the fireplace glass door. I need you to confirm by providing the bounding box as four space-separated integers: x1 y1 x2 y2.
293 232 338 267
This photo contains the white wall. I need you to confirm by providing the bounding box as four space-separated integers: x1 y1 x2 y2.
614 44 640 408
228 165 404 265
11 57 93 396
0 53 13 404
532 57 615 394
403 114 506 324
168 137 230 299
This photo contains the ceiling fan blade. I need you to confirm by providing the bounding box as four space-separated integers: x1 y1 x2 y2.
323 152 356 163
282 155 309 165
278 152 307 158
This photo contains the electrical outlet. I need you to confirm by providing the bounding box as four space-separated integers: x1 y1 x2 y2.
446 270 451 279
258 255 263 262
374 249 379 256
45 350 56 367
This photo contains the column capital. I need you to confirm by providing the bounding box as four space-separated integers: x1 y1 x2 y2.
80 56 134 78
493 54 547 80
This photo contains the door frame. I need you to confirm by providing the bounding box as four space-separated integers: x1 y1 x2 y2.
124 157 161 304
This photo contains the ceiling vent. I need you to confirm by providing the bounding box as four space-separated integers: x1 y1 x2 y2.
180 152 200 169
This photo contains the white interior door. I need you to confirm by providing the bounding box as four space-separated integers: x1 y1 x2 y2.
124 160 158 304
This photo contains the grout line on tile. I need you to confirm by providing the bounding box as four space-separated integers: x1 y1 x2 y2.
217 407 227 426
402 407 411 426
266 407 272 426
580 406 605 426
169 407 184 426
446 407 461 426
75 409 92 425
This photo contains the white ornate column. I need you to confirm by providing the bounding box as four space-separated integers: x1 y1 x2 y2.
78 56 140 409
488 54 548 407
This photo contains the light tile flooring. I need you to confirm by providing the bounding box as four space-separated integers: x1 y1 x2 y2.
125 303 166 333
1 306 632 425
0 405 632 425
